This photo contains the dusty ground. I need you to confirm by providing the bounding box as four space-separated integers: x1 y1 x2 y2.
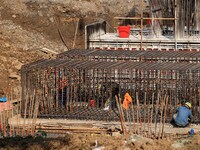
7 115 200 150
0 132 200 150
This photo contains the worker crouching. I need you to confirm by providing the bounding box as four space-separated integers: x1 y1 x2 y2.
171 102 193 127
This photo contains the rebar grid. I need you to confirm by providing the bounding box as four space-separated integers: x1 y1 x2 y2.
57 49 200 63
21 59 200 123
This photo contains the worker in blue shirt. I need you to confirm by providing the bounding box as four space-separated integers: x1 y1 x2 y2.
171 102 193 127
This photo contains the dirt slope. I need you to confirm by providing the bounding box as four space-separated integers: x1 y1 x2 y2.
0 0 146 97
0 0 149 93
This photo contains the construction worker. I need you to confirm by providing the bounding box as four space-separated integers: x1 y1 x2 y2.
171 102 193 127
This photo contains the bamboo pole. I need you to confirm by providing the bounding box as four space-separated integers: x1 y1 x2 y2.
147 96 150 138
31 90 40 136
162 95 169 138
10 106 14 136
158 94 165 140
150 92 154 137
3 111 6 137
115 95 126 134
140 0 144 51
131 101 136 133
5 93 9 137
154 92 160 138
119 94 127 132
28 88 35 135
143 92 147 135
17 89 21 135
174 0 178 50
0 112 3 136
22 81 29 136
136 92 142 134
54 16 69 50
72 19 79 48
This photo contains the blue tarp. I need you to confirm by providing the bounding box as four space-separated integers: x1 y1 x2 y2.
0 97 7 102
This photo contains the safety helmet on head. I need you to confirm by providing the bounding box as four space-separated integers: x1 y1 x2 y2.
185 102 192 108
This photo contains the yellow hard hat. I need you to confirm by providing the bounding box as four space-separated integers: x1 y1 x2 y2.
185 102 192 108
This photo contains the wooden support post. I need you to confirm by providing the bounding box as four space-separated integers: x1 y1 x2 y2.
149 92 154 138
0 112 3 136
140 0 144 51
115 95 126 134
158 94 165 140
143 92 147 135
73 19 79 49
162 96 169 138
131 101 136 133
154 92 160 138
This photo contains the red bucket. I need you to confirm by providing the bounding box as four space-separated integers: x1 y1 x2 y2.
118 26 131 38
89 100 95 107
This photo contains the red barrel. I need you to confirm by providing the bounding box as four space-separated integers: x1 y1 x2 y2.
118 26 131 38
89 100 95 107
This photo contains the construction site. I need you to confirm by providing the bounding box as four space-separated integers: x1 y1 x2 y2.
0 0 200 150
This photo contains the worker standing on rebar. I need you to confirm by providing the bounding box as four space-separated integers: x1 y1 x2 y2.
171 102 193 127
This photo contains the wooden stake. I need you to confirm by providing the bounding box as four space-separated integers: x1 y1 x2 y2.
22 90 29 136
158 95 166 140
118 95 126 126
143 92 147 135
136 92 142 134
162 96 169 138
31 90 40 136
150 92 154 138
3 111 6 137
17 92 20 135
147 95 151 138
115 95 126 134
155 92 160 138
131 102 136 133
0 112 3 136
73 19 79 48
